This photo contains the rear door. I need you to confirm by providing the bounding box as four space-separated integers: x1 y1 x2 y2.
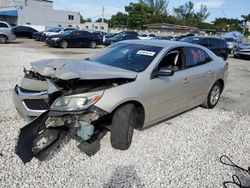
69 31 82 47
80 31 92 46
208 38 220 55
184 47 215 107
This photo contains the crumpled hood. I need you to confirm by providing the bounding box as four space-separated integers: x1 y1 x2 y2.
31 59 137 80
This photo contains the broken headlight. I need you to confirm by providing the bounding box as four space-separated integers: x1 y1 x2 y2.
50 91 104 111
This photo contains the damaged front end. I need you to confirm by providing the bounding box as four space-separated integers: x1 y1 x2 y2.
16 106 109 163
14 59 136 163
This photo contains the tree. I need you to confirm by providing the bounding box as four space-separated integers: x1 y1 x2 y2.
95 18 109 23
195 4 210 22
139 0 169 15
174 1 194 21
110 12 128 27
173 1 210 26
241 13 250 35
125 3 154 28
213 18 242 32
80 15 86 23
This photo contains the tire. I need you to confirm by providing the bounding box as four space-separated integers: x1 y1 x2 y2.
0 35 7 44
202 81 222 109
60 40 68 49
89 41 97 48
111 103 136 150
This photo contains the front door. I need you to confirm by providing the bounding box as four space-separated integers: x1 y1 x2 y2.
146 48 191 122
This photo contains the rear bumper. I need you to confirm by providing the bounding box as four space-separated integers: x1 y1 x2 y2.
13 85 48 121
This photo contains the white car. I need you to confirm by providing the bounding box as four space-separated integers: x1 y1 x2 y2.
0 21 16 43
41 27 77 41
138 33 157 40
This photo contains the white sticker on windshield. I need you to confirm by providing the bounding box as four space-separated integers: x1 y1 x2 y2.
137 50 156 56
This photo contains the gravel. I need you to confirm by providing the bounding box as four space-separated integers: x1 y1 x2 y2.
0 39 250 188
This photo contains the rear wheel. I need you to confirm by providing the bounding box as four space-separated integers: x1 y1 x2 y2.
89 41 97 48
202 81 222 109
60 40 68 49
0 35 7 44
111 103 136 150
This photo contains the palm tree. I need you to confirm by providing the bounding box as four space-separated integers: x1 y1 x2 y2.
241 13 250 35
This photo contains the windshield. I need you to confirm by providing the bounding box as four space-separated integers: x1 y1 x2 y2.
89 43 163 72
62 30 74 35
224 38 235 42
113 34 123 40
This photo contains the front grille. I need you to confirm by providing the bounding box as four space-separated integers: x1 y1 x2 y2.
23 99 50 110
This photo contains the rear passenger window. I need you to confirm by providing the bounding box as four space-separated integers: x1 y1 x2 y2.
0 23 8 28
186 47 211 68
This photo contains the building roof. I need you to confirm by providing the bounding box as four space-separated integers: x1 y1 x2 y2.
146 23 199 31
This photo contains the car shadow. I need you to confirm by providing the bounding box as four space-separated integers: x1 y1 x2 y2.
103 165 144 188
5 41 23 44
140 106 199 131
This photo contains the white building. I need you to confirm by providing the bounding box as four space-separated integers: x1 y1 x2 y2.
77 22 109 33
0 0 80 29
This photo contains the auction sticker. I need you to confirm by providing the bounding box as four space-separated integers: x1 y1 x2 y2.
137 50 156 56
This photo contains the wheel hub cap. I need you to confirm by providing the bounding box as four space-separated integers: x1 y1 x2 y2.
210 86 220 105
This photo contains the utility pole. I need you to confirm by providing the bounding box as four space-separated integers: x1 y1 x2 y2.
102 7 104 23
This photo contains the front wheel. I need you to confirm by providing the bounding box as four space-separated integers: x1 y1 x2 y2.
89 41 97 48
111 103 136 150
60 40 68 49
0 35 7 44
202 81 222 109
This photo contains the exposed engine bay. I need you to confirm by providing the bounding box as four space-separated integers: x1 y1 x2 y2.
14 59 136 163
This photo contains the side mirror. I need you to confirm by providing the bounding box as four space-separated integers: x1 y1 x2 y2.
153 67 174 78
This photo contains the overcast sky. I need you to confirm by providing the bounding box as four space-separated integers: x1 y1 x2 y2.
53 0 250 23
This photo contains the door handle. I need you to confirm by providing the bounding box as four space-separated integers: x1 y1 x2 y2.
208 71 213 75
183 78 190 84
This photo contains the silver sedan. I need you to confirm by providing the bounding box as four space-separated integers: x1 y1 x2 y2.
13 40 228 163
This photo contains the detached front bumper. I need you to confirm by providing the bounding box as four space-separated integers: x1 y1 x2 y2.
13 85 49 121
15 107 109 163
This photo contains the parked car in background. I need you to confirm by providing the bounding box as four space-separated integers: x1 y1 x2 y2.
13 40 228 163
46 30 101 48
0 21 16 44
104 34 139 45
156 36 174 41
89 30 107 44
119 31 139 36
223 38 243 54
12 26 38 38
40 27 78 41
40 27 63 41
233 42 250 59
138 33 157 40
105 33 117 39
32 31 45 41
181 36 229 60
45 27 78 38
175 35 187 41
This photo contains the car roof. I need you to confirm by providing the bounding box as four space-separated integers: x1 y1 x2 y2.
186 36 225 41
119 40 204 49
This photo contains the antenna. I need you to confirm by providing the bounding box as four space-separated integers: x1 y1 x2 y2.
102 7 104 23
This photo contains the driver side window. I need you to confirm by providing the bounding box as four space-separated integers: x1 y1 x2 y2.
158 48 184 72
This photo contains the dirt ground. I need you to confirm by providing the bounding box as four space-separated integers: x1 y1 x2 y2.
0 38 250 188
